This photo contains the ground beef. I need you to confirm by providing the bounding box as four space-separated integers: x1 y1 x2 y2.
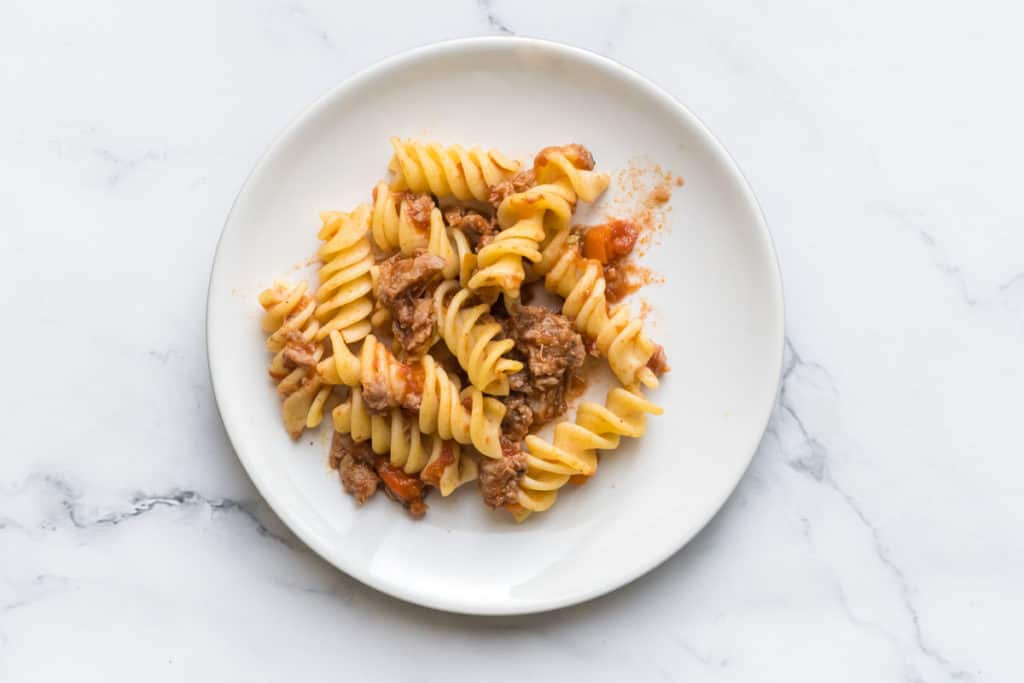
488 168 536 207
331 432 379 505
282 344 318 369
391 297 436 359
361 375 393 415
498 304 586 430
374 251 446 305
444 206 498 249
479 440 528 508
361 360 424 416
647 344 670 376
501 392 534 442
526 386 572 426
507 305 585 385
374 251 445 359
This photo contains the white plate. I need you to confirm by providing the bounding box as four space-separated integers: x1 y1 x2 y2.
207 37 783 615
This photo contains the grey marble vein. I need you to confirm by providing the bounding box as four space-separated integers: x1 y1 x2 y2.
775 339 972 681
476 0 513 34
16 474 297 550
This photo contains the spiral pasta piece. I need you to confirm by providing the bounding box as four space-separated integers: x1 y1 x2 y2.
315 205 375 343
513 386 663 521
317 330 415 405
418 355 506 459
370 181 429 255
533 144 611 203
332 388 478 496
467 183 576 295
371 182 476 286
317 333 505 459
258 280 332 438
388 137 520 202
533 243 661 388
433 280 522 395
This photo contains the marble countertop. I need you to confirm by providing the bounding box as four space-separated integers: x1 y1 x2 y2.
3 1 1022 680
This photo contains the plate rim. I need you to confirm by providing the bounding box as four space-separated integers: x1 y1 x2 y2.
206 35 785 615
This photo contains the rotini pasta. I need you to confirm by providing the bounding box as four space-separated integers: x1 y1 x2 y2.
318 332 506 459
467 183 576 295
433 280 523 395
258 138 671 521
388 137 520 202
315 205 375 343
371 182 476 286
533 144 611 203
418 354 506 459
512 386 664 520
333 388 477 496
258 280 332 438
539 246 661 389
467 145 609 296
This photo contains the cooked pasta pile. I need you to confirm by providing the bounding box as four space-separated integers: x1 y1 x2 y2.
258 139 669 520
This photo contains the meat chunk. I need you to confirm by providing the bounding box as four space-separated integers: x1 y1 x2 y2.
331 432 379 505
479 441 528 509
501 392 534 442
507 305 585 385
498 304 586 430
647 344 671 376
361 374 393 415
374 251 446 305
374 251 445 359
390 297 436 359
282 345 318 369
402 194 434 231
488 168 536 207
361 359 424 416
444 206 498 249
526 386 572 426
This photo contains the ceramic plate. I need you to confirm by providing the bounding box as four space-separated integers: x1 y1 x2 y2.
207 37 783 615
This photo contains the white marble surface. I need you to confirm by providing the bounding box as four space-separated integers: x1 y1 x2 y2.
2 0 1022 680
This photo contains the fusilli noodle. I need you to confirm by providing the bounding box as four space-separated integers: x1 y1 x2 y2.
538 246 661 389
533 144 611 203
433 280 523 395
315 205 375 343
371 182 477 286
468 183 576 295
418 354 506 459
513 386 663 520
333 388 477 496
388 137 520 202
259 280 332 438
318 332 506 459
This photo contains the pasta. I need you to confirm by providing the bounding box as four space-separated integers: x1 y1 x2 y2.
333 388 477 497
433 280 523 395
388 137 520 202
468 183 576 294
370 182 476 286
318 331 506 459
537 245 661 389
533 144 611 203
258 139 670 521
418 354 506 459
258 280 332 438
468 145 610 296
370 181 429 255
513 386 664 520
315 206 375 343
